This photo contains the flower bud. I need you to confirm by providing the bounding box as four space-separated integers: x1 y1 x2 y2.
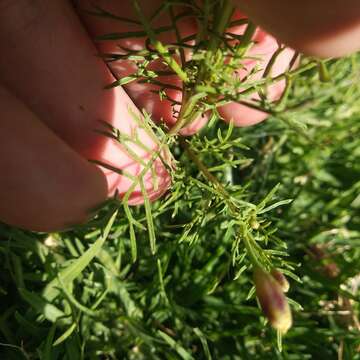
253 267 292 334
270 268 290 293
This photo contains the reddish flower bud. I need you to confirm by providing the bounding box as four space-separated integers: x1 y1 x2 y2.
253 267 292 334
270 268 290 293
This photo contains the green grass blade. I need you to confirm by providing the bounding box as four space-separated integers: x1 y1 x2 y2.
18 288 65 323
52 322 77 347
42 211 118 301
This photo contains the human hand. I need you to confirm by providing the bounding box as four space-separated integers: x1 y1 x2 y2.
0 0 357 232
233 0 360 58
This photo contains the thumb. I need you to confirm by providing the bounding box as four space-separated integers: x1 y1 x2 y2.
233 0 360 57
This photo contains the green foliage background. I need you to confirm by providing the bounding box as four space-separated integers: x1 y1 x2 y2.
0 54 359 359
1 0 360 357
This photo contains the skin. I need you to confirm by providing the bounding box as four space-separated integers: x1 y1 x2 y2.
0 0 359 232
233 0 360 57
0 0 172 231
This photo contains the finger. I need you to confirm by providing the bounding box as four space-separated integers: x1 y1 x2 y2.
0 84 107 232
78 1 293 130
0 0 171 205
75 0 207 135
233 0 360 58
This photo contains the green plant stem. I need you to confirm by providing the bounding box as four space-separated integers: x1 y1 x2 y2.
208 0 234 52
263 46 285 79
168 5 186 68
168 92 207 135
169 0 234 134
241 231 264 269
180 138 238 214
132 0 189 83
182 138 269 270
195 0 210 46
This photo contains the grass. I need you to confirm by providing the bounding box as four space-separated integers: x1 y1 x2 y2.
1 1 360 359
